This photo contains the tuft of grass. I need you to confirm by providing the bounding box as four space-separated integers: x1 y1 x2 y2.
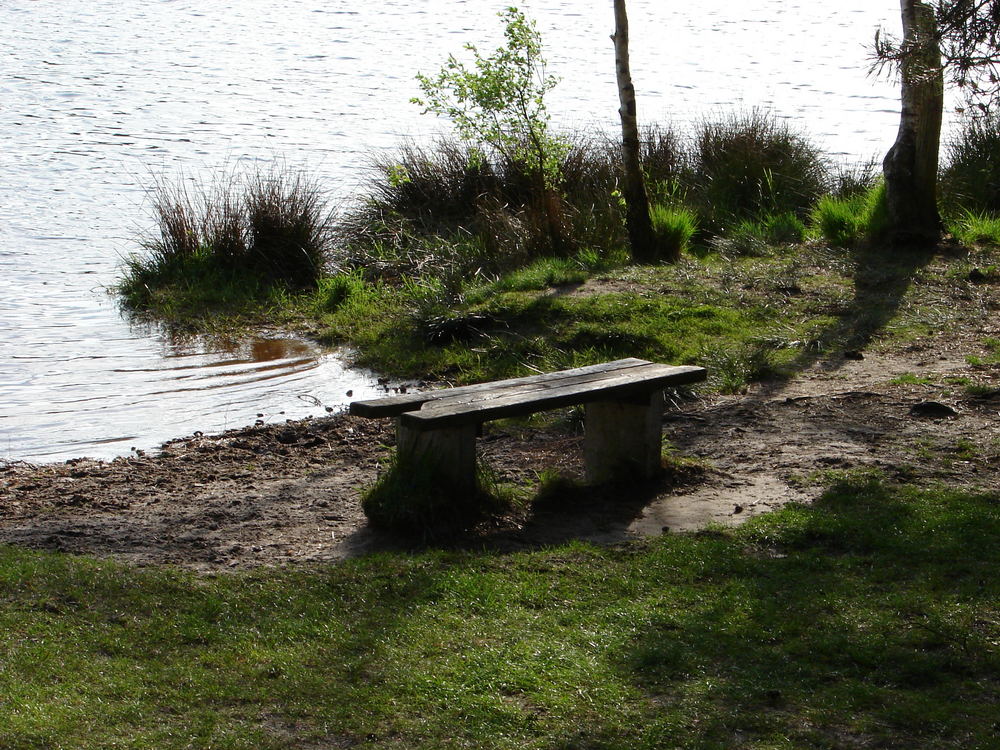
708 212 805 257
831 157 880 198
690 109 828 231
361 451 514 538
649 204 698 258
531 468 586 510
117 166 335 318
939 112 1000 215
491 256 590 292
710 219 770 257
312 271 368 314
810 182 886 248
966 338 1000 368
965 382 1000 397
948 210 1000 246
341 134 628 276
703 340 784 393
762 210 807 244
243 169 335 288
889 373 935 386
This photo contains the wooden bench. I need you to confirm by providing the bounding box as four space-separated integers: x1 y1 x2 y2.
349 358 707 493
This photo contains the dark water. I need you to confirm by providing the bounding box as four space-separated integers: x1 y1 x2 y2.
0 0 907 461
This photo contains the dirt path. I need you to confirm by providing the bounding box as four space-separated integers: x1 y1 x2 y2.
2 337 998 572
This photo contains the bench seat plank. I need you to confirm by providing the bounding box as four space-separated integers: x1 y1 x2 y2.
400 364 706 430
349 357 651 418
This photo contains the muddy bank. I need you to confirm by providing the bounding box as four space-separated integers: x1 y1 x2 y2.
3 340 997 572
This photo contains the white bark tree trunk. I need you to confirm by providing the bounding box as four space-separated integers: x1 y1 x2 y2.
613 0 661 261
882 0 945 247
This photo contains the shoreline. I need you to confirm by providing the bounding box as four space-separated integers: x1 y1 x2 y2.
4 335 999 572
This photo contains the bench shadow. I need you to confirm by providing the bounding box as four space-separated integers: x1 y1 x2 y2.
399 469 709 555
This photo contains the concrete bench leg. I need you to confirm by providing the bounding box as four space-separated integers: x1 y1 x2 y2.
583 389 664 484
396 421 478 496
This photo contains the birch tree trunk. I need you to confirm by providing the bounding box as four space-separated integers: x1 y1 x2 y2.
613 0 661 262
882 0 945 247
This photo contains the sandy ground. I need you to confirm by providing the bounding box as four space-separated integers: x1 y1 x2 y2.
3 332 998 573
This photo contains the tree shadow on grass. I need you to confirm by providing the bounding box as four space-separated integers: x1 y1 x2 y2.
613 476 1000 748
770 242 942 385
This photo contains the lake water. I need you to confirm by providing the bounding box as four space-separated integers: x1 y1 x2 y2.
2 0 912 462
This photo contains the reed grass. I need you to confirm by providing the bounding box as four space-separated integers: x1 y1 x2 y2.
118 166 336 316
649 204 698 258
339 115 828 279
690 109 828 231
939 112 1000 216
810 182 887 248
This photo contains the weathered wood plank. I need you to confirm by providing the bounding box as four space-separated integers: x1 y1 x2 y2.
400 363 697 411
584 391 664 483
349 358 650 417
396 422 478 496
400 364 706 430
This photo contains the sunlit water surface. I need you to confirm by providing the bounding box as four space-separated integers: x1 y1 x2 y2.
1 0 914 461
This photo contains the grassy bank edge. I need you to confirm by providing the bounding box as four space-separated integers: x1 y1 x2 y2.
1 471 997 749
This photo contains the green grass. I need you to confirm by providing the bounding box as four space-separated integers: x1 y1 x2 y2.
362 451 517 537
966 337 1000 367
115 251 292 330
690 109 828 232
649 204 698 258
310 265 781 385
889 373 936 386
2 473 998 748
940 112 1000 215
490 256 592 292
306 239 993 390
810 182 887 248
113 229 998 404
949 211 1000 245
948 210 1000 246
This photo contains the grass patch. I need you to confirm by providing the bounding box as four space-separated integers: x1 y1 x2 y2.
1 474 998 748
490 256 591 292
308 238 985 387
690 109 828 231
649 204 698 258
362 451 516 538
949 210 1000 246
311 264 784 384
940 112 1000 215
966 337 1000 367
703 340 785 393
810 182 886 248
889 373 936 386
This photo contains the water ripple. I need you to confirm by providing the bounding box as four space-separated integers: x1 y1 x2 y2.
0 0 914 461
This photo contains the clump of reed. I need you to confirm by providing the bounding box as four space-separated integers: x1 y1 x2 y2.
688 109 828 232
650 204 698 258
121 109 841 322
939 113 1000 217
337 112 831 278
335 135 618 282
119 166 336 312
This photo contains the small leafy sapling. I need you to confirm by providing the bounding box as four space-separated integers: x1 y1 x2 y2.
412 6 567 191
